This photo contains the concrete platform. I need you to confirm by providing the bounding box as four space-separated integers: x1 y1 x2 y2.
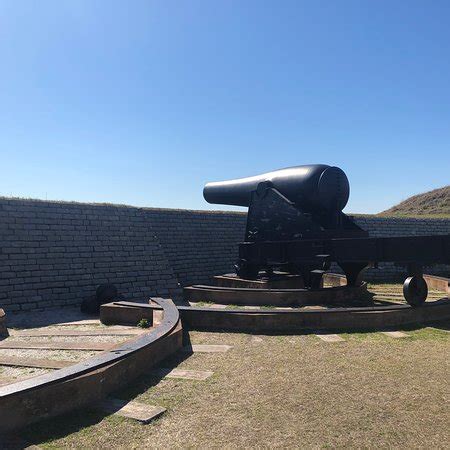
152 368 214 381
315 334 345 342
98 398 166 424
183 344 232 353
381 331 410 338
5 307 98 329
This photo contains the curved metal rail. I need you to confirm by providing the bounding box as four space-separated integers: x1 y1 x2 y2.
112 275 450 333
184 283 368 306
0 298 182 433
177 298 450 332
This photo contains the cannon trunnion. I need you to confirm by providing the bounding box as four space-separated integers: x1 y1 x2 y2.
204 165 450 306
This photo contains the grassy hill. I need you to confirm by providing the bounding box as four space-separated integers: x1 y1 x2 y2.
379 185 450 218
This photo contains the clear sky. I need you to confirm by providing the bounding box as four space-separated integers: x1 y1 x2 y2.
0 1 449 213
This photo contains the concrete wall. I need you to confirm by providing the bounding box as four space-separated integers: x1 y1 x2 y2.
0 197 448 312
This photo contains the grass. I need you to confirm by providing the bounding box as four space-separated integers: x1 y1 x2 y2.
20 322 449 449
137 318 150 328
378 185 449 217
193 301 214 307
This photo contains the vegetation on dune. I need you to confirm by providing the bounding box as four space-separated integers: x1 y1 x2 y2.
379 185 450 217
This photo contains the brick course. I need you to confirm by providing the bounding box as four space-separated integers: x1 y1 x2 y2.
0 198 448 312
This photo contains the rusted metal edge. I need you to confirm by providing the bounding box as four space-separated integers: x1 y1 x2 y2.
183 284 367 306
0 298 180 398
184 282 363 294
423 274 450 293
107 297 450 333
182 272 366 306
115 298 450 315
184 273 367 296
177 298 450 316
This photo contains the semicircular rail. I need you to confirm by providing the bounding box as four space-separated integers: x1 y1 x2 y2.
184 273 368 307
183 283 367 306
178 274 450 332
0 297 181 433
176 298 450 332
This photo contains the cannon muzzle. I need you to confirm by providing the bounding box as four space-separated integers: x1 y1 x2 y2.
203 164 350 212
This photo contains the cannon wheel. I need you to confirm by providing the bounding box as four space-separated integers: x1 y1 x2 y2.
96 283 118 303
403 276 428 306
235 260 259 280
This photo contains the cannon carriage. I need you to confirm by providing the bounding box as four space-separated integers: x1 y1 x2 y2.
204 164 450 306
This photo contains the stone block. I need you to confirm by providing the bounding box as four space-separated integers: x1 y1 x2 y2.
151 368 214 381
315 334 345 342
98 398 166 424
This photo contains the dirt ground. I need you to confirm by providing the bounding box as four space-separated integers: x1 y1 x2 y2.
19 323 449 449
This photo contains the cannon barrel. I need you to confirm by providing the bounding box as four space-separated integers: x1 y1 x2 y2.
203 164 350 212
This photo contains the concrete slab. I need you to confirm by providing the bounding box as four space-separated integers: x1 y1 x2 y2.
0 375 36 387
100 302 154 327
0 356 72 369
426 326 450 333
12 328 144 337
6 308 98 329
0 377 16 387
53 319 101 326
0 340 112 351
182 344 232 353
315 334 345 342
98 398 166 424
381 331 410 338
152 368 213 380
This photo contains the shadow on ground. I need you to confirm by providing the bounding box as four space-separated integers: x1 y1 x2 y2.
13 335 194 447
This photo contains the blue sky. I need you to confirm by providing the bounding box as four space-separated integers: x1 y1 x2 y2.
0 0 449 213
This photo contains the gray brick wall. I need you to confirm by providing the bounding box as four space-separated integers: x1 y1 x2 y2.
0 199 181 312
0 197 448 312
147 208 246 287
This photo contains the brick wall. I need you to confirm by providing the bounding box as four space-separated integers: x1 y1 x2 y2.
0 197 448 312
0 199 182 312
146 208 246 287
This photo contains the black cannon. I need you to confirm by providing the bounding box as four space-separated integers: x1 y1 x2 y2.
204 165 450 306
